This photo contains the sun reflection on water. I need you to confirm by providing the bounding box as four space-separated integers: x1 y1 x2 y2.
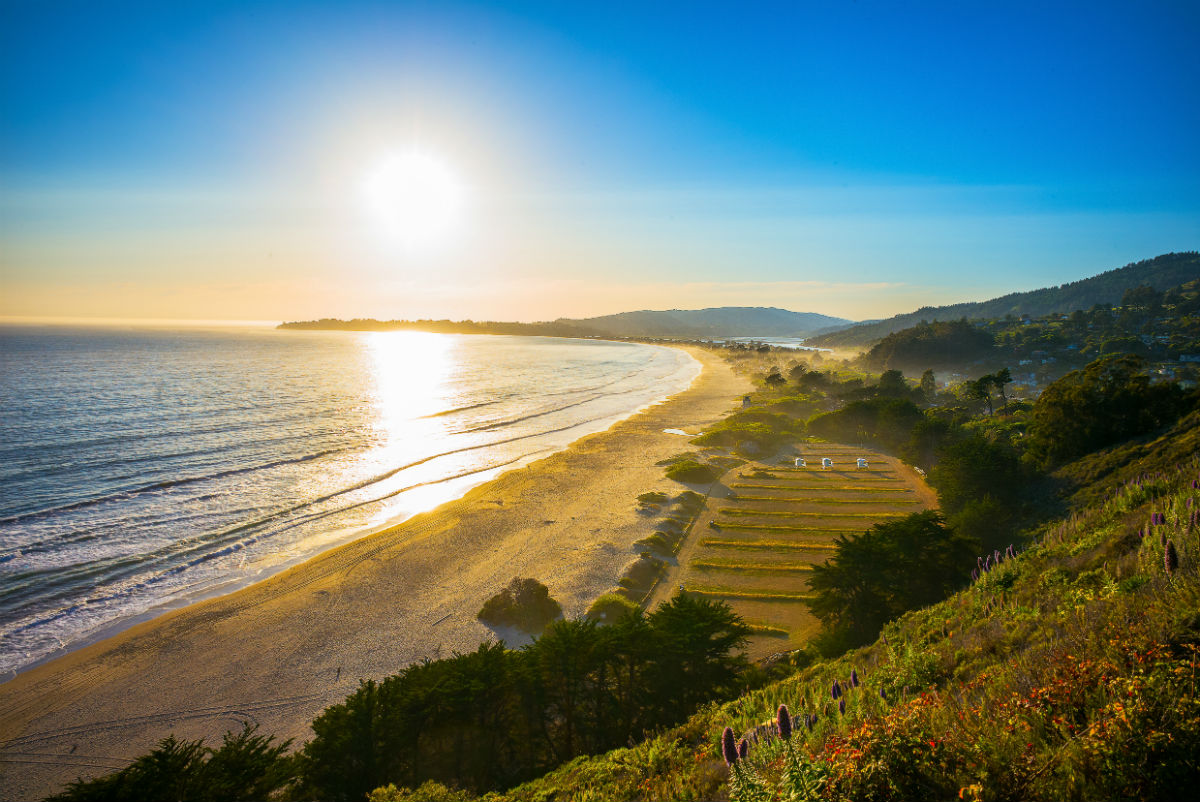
367 330 454 435
362 331 467 520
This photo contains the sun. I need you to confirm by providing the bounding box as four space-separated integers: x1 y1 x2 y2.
362 150 465 251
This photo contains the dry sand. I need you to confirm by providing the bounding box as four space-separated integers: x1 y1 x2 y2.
0 346 751 801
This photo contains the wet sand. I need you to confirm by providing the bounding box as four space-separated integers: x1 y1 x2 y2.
0 346 751 800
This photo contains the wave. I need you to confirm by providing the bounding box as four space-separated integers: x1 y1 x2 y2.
0 447 348 526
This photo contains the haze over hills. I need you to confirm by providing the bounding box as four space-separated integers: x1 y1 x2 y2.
807 252 1200 349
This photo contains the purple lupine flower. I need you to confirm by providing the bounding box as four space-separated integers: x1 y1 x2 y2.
881 633 888 645
722 726 738 765
971 568 979 581
839 698 846 715
850 669 860 688
1006 544 1015 559
994 549 1002 564
1165 540 1179 575
880 687 887 700
738 738 749 760
977 556 984 569
1161 530 1168 546
832 680 841 699
805 713 815 731
777 704 792 739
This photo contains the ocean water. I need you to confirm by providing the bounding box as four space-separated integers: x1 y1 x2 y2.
0 326 699 677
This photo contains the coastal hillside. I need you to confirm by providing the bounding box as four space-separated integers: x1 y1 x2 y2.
427 384 1200 802
557 307 854 339
808 251 1200 349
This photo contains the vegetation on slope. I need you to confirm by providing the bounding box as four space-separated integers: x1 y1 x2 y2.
387 446 1197 802
807 251 1200 349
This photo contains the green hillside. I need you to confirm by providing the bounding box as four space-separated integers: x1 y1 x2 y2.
414 420 1199 802
809 252 1200 350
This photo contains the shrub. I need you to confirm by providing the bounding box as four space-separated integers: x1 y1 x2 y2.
369 781 475 801
477 577 563 634
665 459 719 483
586 592 641 623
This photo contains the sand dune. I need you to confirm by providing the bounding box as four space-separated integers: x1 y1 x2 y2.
0 346 750 801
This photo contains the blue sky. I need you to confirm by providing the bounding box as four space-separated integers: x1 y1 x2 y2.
2 0 1198 321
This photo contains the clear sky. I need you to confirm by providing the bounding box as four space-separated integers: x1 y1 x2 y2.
2 0 1198 322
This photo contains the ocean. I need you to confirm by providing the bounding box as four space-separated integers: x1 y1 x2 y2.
0 325 699 677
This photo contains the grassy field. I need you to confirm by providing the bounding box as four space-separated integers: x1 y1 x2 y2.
649 443 936 657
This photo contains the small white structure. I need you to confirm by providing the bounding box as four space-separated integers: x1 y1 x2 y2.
856 458 869 469
795 457 807 468
821 457 833 470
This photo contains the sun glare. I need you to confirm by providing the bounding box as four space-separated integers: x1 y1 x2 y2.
362 150 466 251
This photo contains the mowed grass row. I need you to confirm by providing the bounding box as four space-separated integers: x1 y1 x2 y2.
718 508 910 519
681 585 815 602
690 558 815 574
711 522 865 534
699 538 838 551
729 480 907 485
731 484 914 494
729 495 920 505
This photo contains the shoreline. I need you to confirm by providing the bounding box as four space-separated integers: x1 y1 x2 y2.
0 345 751 801
2 337 701 684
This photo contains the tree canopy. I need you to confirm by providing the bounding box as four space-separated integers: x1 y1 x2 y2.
1025 355 1194 467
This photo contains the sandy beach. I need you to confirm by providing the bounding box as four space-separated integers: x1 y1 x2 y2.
0 346 751 800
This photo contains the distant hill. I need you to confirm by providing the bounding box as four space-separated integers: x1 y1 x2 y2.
807 252 1200 350
558 307 854 338
280 307 856 340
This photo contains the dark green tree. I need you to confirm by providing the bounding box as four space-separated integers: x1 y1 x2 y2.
645 592 750 716
993 367 1013 413
1025 355 1193 467
46 726 294 802
807 512 973 651
919 369 937 402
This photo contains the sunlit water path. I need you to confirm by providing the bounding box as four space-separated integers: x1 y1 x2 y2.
0 326 698 677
